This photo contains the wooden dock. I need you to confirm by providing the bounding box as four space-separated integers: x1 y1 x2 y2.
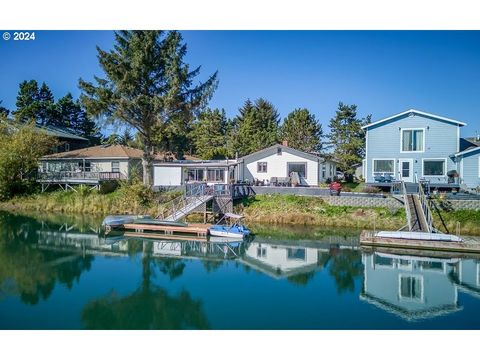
360 230 480 254
119 222 209 237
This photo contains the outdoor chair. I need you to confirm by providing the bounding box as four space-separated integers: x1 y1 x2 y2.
374 175 385 183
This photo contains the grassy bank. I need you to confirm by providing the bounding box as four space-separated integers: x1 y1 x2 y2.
1 190 479 235
237 194 480 235
0 184 181 217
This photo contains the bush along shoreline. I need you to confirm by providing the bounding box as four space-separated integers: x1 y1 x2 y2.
1 190 479 235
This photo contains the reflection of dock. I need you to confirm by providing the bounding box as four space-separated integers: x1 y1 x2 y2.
360 230 480 254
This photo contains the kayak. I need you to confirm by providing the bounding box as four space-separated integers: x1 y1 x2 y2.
102 215 152 227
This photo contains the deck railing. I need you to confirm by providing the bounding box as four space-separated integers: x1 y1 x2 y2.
418 180 434 233
37 171 126 182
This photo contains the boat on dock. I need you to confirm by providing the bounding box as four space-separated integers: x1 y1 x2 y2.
209 213 251 239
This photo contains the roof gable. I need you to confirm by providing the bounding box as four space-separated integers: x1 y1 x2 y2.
240 144 322 163
362 109 466 130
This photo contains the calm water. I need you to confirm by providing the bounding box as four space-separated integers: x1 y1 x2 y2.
1 210 480 329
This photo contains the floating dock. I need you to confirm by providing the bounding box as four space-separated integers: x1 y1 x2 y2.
112 222 210 238
360 230 480 254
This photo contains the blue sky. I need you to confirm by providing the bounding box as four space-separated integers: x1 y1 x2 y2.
1 30 479 136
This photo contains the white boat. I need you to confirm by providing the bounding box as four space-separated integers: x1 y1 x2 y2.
376 231 462 242
102 215 152 227
209 213 251 239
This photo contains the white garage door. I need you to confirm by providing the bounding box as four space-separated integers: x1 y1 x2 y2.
154 166 182 186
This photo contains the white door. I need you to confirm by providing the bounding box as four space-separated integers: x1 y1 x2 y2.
399 159 413 182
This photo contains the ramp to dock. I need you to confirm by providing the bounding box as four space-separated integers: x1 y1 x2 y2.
401 181 433 233
163 194 213 221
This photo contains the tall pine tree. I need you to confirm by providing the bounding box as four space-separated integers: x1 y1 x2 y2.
280 108 323 153
79 31 218 185
13 80 40 123
328 102 371 181
37 82 57 126
192 108 231 159
233 98 279 156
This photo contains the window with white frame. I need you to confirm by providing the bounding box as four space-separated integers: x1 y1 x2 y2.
401 129 424 152
257 162 267 173
321 164 326 179
207 168 225 182
373 159 394 176
423 159 446 176
111 161 120 173
256 246 267 258
287 248 306 261
187 168 205 182
399 275 423 301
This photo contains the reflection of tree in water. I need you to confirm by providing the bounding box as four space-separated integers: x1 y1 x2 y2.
287 270 316 286
201 260 223 273
81 241 209 329
0 211 94 304
318 248 363 293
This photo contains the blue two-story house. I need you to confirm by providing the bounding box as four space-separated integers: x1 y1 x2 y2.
362 109 480 191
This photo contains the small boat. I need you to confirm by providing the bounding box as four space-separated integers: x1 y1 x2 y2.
209 213 251 239
102 215 187 228
375 231 462 242
102 215 152 227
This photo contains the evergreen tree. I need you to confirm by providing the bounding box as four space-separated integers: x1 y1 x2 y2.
0 101 9 116
280 108 323 153
192 108 231 159
13 80 40 122
328 102 371 181
79 31 218 186
56 93 102 145
233 98 279 156
36 82 57 126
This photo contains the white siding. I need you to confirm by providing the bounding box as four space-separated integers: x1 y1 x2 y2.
154 166 182 186
244 151 319 186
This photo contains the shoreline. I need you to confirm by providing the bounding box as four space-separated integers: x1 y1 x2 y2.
1 191 479 235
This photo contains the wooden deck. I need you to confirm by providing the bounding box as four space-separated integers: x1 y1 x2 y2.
360 230 480 254
119 222 210 237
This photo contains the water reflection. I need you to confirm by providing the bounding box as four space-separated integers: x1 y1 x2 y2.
360 251 480 321
2 210 480 329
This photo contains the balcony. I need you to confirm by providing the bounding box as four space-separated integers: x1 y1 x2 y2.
37 171 126 184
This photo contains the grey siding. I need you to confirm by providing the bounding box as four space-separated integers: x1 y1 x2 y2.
365 113 460 183
460 149 480 189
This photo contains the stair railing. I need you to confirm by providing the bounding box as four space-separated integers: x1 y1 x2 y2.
418 180 433 233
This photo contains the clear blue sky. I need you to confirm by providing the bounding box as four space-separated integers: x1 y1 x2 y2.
1 30 479 136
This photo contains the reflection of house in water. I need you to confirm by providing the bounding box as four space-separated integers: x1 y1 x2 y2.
361 252 462 321
242 241 321 279
151 239 244 260
240 237 360 279
450 258 480 299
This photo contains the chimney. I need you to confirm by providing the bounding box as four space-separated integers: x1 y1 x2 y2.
282 140 289 147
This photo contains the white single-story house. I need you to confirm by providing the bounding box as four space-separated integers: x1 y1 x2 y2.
152 142 338 187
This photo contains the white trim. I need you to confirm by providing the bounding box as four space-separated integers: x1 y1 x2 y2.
362 109 467 130
400 127 425 153
365 129 368 179
460 157 464 184
478 157 480 178
399 158 414 182
422 158 448 177
453 146 480 157
457 125 460 153
371 158 396 177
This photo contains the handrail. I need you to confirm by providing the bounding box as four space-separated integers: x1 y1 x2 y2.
401 180 413 231
418 180 433 233
37 171 125 181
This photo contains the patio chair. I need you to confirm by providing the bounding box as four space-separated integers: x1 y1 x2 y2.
374 175 385 183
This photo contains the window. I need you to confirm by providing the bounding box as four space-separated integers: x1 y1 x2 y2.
287 248 306 261
401 129 424 152
257 162 267 173
321 164 326 179
65 143 70 151
423 159 445 176
277 147 282 155
207 168 225 182
187 168 204 182
111 161 120 173
374 254 394 267
373 159 394 176
256 246 267 258
399 275 423 301
78 161 91 172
